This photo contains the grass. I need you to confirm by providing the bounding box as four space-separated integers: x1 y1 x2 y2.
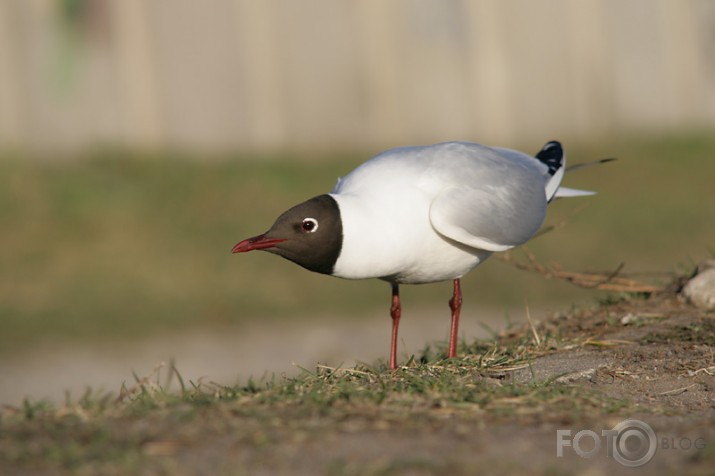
1 132 714 355
0 327 629 474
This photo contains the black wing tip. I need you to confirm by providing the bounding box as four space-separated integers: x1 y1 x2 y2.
542 140 562 149
535 140 564 176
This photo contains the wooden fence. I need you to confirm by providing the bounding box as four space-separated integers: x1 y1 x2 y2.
0 0 713 154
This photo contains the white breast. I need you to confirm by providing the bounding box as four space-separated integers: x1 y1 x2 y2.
330 191 492 284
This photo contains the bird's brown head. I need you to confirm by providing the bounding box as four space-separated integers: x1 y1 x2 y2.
232 194 343 275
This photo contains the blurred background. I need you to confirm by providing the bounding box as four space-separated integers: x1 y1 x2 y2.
1 0 714 405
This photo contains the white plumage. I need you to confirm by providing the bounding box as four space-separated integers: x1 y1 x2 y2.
330 141 576 283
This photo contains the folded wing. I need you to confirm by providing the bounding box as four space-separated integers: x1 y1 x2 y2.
428 148 549 252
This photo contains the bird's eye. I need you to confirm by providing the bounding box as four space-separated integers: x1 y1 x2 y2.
301 218 319 233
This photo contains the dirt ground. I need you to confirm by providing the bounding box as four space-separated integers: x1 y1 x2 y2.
2 284 715 475
471 288 715 475
216 288 715 475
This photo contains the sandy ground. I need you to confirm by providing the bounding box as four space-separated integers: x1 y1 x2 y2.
0 306 516 406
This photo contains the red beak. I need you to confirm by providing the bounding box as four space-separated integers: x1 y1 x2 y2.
232 234 286 253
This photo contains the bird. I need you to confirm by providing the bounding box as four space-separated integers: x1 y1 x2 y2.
232 140 606 370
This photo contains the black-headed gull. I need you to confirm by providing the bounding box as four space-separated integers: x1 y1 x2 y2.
233 141 599 369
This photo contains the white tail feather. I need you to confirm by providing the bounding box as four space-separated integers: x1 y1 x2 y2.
553 187 596 198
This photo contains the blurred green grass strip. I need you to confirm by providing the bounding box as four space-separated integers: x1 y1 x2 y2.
0 133 713 353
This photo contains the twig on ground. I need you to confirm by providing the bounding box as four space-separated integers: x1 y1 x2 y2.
688 366 715 377
658 383 698 396
497 246 662 293
582 338 636 347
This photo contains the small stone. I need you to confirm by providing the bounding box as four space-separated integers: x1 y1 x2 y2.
682 266 715 310
621 313 639 325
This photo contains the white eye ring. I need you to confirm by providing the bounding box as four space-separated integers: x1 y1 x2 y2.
301 217 319 233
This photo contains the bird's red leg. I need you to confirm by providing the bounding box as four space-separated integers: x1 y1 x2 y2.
447 278 462 359
389 283 401 370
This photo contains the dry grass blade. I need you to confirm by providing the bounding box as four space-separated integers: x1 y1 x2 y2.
582 338 637 347
117 362 167 403
658 384 698 396
688 366 715 376
315 364 373 377
524 300 541 346
485 363 531 373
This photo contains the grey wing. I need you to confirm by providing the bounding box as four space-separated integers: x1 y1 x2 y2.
429 174 548 252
